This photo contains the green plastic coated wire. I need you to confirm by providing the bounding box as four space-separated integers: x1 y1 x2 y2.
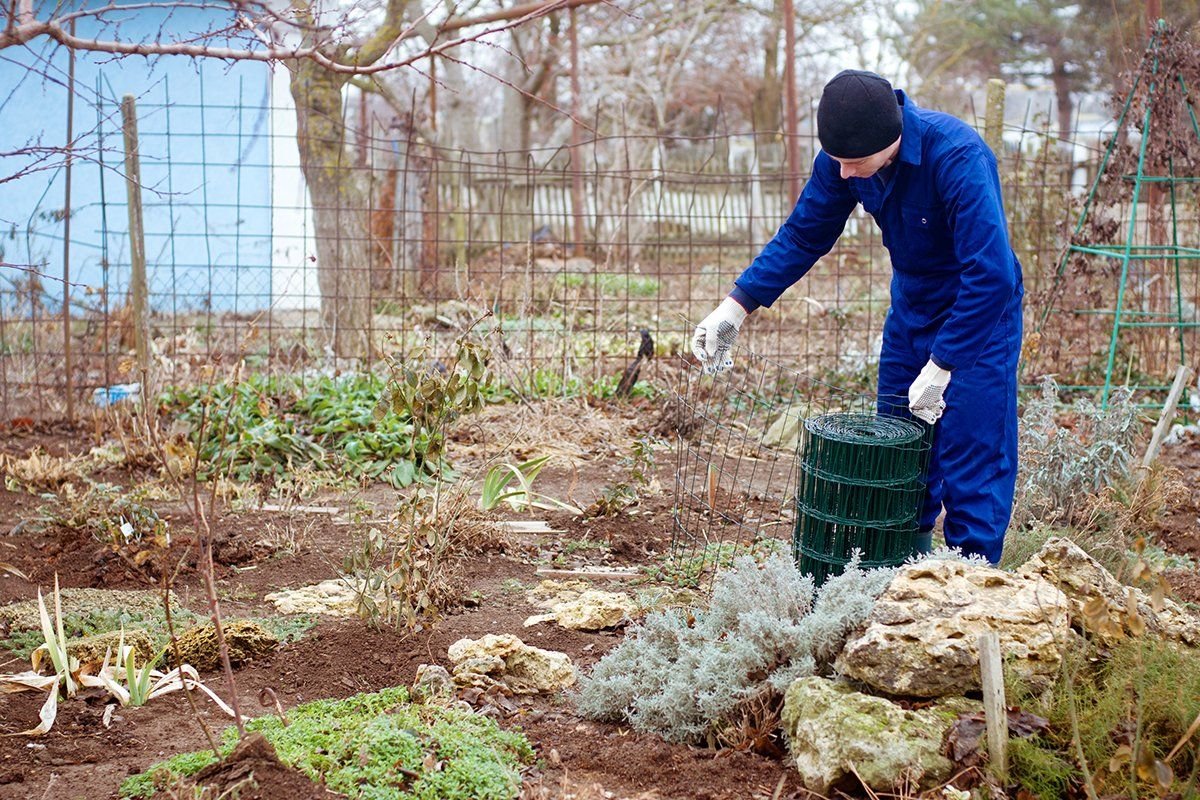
793 412 931 586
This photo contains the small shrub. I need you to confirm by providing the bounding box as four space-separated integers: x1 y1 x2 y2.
1012 377 1140 532
575 551 895 746
38 481 169 546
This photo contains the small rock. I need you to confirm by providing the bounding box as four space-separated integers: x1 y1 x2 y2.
782 676 980 793
447 633 576 694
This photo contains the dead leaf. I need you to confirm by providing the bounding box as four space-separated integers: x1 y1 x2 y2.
1109 743 1133 773
1126 587 1146 637
1136 742 1157 782
1153 759 1174 790
0 562 29 580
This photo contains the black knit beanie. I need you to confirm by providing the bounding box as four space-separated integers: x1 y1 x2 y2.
817 70 903 159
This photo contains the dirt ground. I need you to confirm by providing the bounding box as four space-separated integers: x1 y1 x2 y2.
0 406 1197 800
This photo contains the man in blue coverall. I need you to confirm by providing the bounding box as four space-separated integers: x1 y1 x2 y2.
692 70 1023 564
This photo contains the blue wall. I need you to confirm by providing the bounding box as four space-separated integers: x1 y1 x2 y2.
0 1 275 315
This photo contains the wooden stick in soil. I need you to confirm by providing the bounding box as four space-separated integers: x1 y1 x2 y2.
977 631 1009 783
1141 364 1193 468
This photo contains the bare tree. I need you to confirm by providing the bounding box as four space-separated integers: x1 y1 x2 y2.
2 0 607 356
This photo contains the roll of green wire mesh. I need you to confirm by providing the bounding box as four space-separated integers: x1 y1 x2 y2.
793 413 931 585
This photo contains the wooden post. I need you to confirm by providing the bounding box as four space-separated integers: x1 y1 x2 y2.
1142 364 1193 468
121 94 150 377
782 0 800 203
983 79 1006 158
978 631 1009 782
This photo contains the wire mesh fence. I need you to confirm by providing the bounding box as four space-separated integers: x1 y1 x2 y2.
2 75 1196 421
665 334 938 587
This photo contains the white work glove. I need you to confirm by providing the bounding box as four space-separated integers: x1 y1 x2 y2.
908 359 952 425
692 297 748 375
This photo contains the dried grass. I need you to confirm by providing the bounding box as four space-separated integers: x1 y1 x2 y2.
450 399 639 467
0 448 91 493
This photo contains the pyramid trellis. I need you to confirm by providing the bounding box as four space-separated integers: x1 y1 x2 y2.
1039 20 1200 407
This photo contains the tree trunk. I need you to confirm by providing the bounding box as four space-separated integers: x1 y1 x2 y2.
290 60 372 359
1050 60 1074 146
751 0 782 144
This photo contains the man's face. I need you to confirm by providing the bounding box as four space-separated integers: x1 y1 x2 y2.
830 137 902 180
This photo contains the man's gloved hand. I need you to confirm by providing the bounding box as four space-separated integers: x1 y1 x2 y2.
692 297 749 375
908 359 951 424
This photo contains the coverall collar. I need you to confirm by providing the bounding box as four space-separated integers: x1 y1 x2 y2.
895 90 923 168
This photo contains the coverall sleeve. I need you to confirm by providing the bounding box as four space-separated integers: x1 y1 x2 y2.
929 144 1018 371
733 152 857 309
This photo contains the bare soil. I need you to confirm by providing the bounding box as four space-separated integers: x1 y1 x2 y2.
0 403 803 800
1 404 1197 800
1153 434 1200 605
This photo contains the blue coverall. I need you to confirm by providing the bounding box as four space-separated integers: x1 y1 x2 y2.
729 91 1023 564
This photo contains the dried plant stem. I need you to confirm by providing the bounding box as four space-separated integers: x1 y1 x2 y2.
141 364 222 756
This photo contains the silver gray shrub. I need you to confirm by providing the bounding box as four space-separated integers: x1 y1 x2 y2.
574 551 895 743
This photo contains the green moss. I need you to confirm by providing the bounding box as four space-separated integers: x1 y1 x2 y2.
120 686 534 800
119 748 223 799
1009 736 1075 799
256 613 317 644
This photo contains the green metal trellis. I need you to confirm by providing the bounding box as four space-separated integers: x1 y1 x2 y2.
1040 20 1200 407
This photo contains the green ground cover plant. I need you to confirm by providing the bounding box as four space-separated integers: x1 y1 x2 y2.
120 686 535 800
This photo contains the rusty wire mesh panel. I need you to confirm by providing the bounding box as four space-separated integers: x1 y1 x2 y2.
0 78 1114 420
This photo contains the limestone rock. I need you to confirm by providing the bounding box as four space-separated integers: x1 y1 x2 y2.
525 579 592 608
174 620 278 671
413 664 454 700
762 407 805 451
782 676 980 793
1019 537 1200 647
524 589 636 631
264 578 365 616
447 633 576 694
65 628 156 668
836 560 1070 697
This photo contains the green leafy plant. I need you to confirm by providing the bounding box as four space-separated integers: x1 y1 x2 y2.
161 374 326 482
293 373 422 487
479 455 582 514
589 436 658 517
381 331 491 475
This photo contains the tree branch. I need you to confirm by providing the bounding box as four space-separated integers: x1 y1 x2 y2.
1 0 609 76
